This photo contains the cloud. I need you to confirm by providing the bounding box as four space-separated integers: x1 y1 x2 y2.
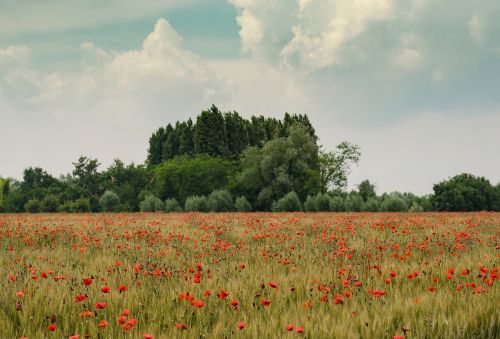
468 15 483 43
0 0 199 34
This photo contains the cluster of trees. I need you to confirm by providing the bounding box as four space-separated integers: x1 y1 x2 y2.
1 106 499 213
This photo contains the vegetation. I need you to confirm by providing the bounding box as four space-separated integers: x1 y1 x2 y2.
0 213 497 338
1 106 499 213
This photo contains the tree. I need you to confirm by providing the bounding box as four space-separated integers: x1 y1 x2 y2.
234 196 252 212
224 111 250 159
380 193 408 212
164 198 182 212
25 198 41 213
99 190 120 212
208 190 234 212
0 177 8 212
235 123 320 210
41 195 59 212
319 142 361 193
432 173 496 211
357 180 376 202
272 191 302 212
139 195 164 212
147 127 167 166
194 105 228 157
184 195 209 212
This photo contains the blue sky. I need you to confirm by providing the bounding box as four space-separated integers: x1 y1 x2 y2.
1 0 500 194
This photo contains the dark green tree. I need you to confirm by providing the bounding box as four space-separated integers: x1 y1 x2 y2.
194 105 228 157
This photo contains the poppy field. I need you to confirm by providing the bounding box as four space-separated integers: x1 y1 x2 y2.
1 212 499 339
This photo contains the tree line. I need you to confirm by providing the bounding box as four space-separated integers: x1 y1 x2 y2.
1 106 499 213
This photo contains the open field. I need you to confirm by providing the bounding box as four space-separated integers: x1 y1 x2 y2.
0 212 498 339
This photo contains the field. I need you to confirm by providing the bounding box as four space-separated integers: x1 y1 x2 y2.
0 212 498 339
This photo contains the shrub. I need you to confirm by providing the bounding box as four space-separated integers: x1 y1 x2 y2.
71 198 91 213
139 195 165 212
272 191 302 212
380 194 408 212
409 202 424 212
344 194 363 212
304 195 317 212
41 195 59 212
208 190 234 212
362 197 380 212
234 196 252 212
184 195 209 212
25 198 41 213
329 196 345 212
164 198 182 213
99 190 120 212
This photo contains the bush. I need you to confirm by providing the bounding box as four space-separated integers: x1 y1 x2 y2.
139 195 165 212
362 197 380 212
41 195 59 212
380 194 408 212
234 196 252 212
345 194 363 212
304 195 317 212
184 195 209 212
272 191 302 212
208 190 234 212
25 199 41 213
71 198 91 212
304 193 330 212
329 196 345 212
409 202 424 212
99 190 120 212
164 198 182 213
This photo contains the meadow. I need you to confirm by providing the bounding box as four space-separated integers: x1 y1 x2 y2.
0 212 498 338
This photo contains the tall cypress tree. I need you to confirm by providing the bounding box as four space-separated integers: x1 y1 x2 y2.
194 105 228 157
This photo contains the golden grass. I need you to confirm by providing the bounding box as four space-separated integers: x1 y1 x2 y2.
0 212 498 338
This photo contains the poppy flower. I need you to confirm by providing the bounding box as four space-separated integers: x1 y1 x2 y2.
286 324 294 331
218 290 229 299
297 326 304 333
144 334 154 339
122 309 130 316
75 295 86 302
83 278 93 286
101 286 110 293
204 290 211 297
260 298 272 306
389 271 397 278
95 302 107 309
118 285 128 292
48 324 57 332
16 291 25 298
175 323 187 330
117 316 127 325
268 281 278 288
236 321 246 330
69 335 79 339
98 320 108 328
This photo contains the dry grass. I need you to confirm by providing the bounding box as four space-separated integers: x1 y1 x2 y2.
0 212 498 338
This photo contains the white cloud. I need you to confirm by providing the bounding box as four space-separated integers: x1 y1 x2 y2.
0 0 199 34
392 34 424 69
468 15 483 43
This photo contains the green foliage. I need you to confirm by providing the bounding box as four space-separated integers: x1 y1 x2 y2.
25 198 41 213
234 196 252 212
41 194 59 212
235 123 320 210
380 193 408 212
272 191 302 212
194 105 229 157
184 195 209 212
154 155 237 204
358 180 376 202
329 196 345 212
409 201 424 212
344 194 363 212
362 197 380 212
319 142 361 193
432 173 497 211
164 198 182 213
207 190 234 212
0 177 8 212
139 195 164 212
99 190 120 212
304 193 331 212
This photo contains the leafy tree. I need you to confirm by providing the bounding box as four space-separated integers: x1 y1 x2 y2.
319 142 361 193
357 180 376 202
432 173 496 211
362 197 380 212
139 194 164 212
344 194 363 212
234 196 252 212
154 155 237 204
194 105 228 157
235 123 320 209
380 193 408 212
164 198 182 212
99 190 120 212
72 156 101 211
208 190 234 212
147 126 168 166
25 198 41 213
304 193 331 212
329 196 345 212
224 111 250 159
184 195 209 212
41 195 59 212
272 191 302 212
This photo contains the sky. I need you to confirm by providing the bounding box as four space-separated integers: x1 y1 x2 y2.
1 0 500 195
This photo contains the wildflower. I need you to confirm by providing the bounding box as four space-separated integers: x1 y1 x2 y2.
236 321 246 330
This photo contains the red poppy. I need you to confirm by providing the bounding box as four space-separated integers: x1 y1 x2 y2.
218 290 229 299
101 286 110 293
98 320 108 328
236 321 246 330
118 285 128 292
144 334 154 339
95 301 107 309
176 323 187 330
48 324 57 332
83 278 93 286
297 326 304 333
268 281 278 288
75 295 86 302
260 298 272 306
286 324 294 331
